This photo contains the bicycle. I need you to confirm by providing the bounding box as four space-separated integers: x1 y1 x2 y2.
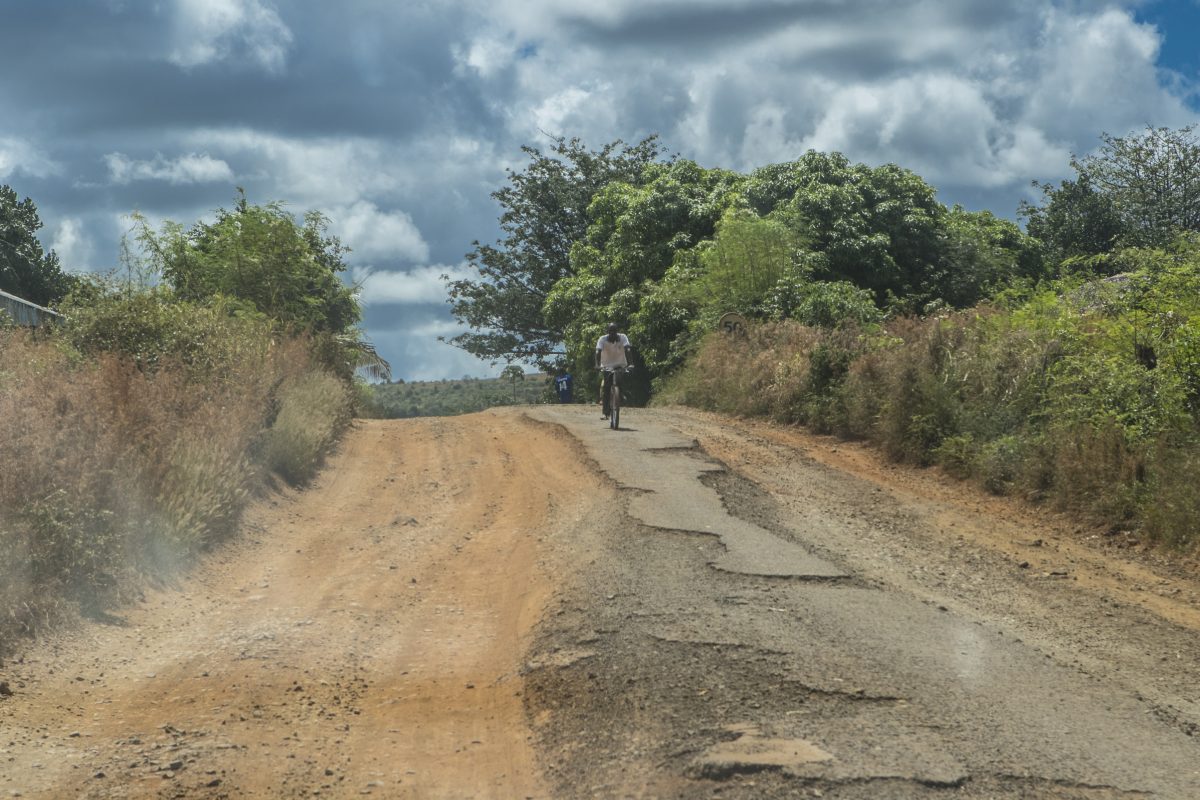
601 365 631 430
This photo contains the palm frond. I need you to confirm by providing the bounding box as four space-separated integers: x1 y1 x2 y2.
337 333 392 382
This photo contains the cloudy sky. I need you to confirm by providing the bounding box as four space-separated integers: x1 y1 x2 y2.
2 1 1198 379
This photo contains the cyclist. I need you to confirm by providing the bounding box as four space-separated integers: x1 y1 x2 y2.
595 322 631 420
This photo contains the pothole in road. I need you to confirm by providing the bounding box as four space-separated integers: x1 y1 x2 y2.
697 461 860 581
630 518 866 585
691 722 833 779
699 465 808 541
641 443 705 454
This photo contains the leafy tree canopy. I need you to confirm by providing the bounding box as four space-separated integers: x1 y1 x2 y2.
446 134 665 368
1022 125 1200 262
128 193 387 381
939 206 1044 308
767 152 946 302
136 193 359 335
1076 126 1200 248
463 140 1052 394
700 208 806 316
1020 175 1124 264
0 184 75 307
543 159 743 395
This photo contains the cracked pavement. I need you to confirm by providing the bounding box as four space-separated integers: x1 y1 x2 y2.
523 405 1200 799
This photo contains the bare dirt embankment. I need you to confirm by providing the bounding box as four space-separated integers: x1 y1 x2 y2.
3 405 1200 799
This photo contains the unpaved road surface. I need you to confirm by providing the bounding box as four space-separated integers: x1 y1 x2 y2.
3 406 1200 798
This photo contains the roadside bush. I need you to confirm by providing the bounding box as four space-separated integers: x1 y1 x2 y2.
2 192 382 652
662 322 831 419
660 256 1200 551
769 278 882 329
0 315 352 652
1044 422 1146 523
834 317 960 464
932 434 978 480
976 435 1025 495
60 283 270 378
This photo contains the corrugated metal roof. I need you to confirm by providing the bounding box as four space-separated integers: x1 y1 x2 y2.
0 289 62 327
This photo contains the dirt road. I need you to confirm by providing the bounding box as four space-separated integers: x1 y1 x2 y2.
3 406 1200 798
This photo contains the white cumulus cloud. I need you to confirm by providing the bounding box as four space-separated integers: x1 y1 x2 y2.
105 152 235 185
353 264 471 305
1019 7 1192 142
49 218 95 271
453 36 517 79
169 0 294 73
0 137 60 179
457 0 1199 198
331 201 430 265
189 129 407 205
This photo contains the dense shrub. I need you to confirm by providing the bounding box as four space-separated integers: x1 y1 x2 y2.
1143 440 1200 547
2 191 381 652
656 322 821 418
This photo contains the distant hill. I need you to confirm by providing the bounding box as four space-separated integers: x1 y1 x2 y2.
362 372 569 418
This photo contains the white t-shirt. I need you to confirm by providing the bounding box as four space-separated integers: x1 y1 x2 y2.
596 333 631 368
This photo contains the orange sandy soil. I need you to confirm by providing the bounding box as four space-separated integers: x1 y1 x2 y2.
1 412 598 799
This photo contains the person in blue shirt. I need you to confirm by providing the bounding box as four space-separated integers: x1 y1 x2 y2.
555 372 573 403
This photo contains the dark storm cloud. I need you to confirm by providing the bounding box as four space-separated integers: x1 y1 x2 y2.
773 32 956 80
555 0 1025 60
1 2 477 141
560 0 860 48
2 0 1197 379
604 72 693 142
0 5 155 135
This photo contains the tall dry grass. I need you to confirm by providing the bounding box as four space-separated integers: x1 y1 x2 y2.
262 371 354 485
657 322 828 419
0 328 348 651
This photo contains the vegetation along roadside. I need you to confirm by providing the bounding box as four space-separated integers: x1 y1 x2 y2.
0 191 383 654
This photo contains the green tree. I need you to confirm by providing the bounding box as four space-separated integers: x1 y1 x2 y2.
765 278 881 328
939 207 1045 307
1020 175 1124 264
700 208 805 314
446 135 664 368
138 194 359 334
0 185 74 306
753 154 1044 310
543 159 742 394
131 194 388 380
1025 126 1200 264
1074 126 1200 248
774 152 946 303
502 365 525 402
